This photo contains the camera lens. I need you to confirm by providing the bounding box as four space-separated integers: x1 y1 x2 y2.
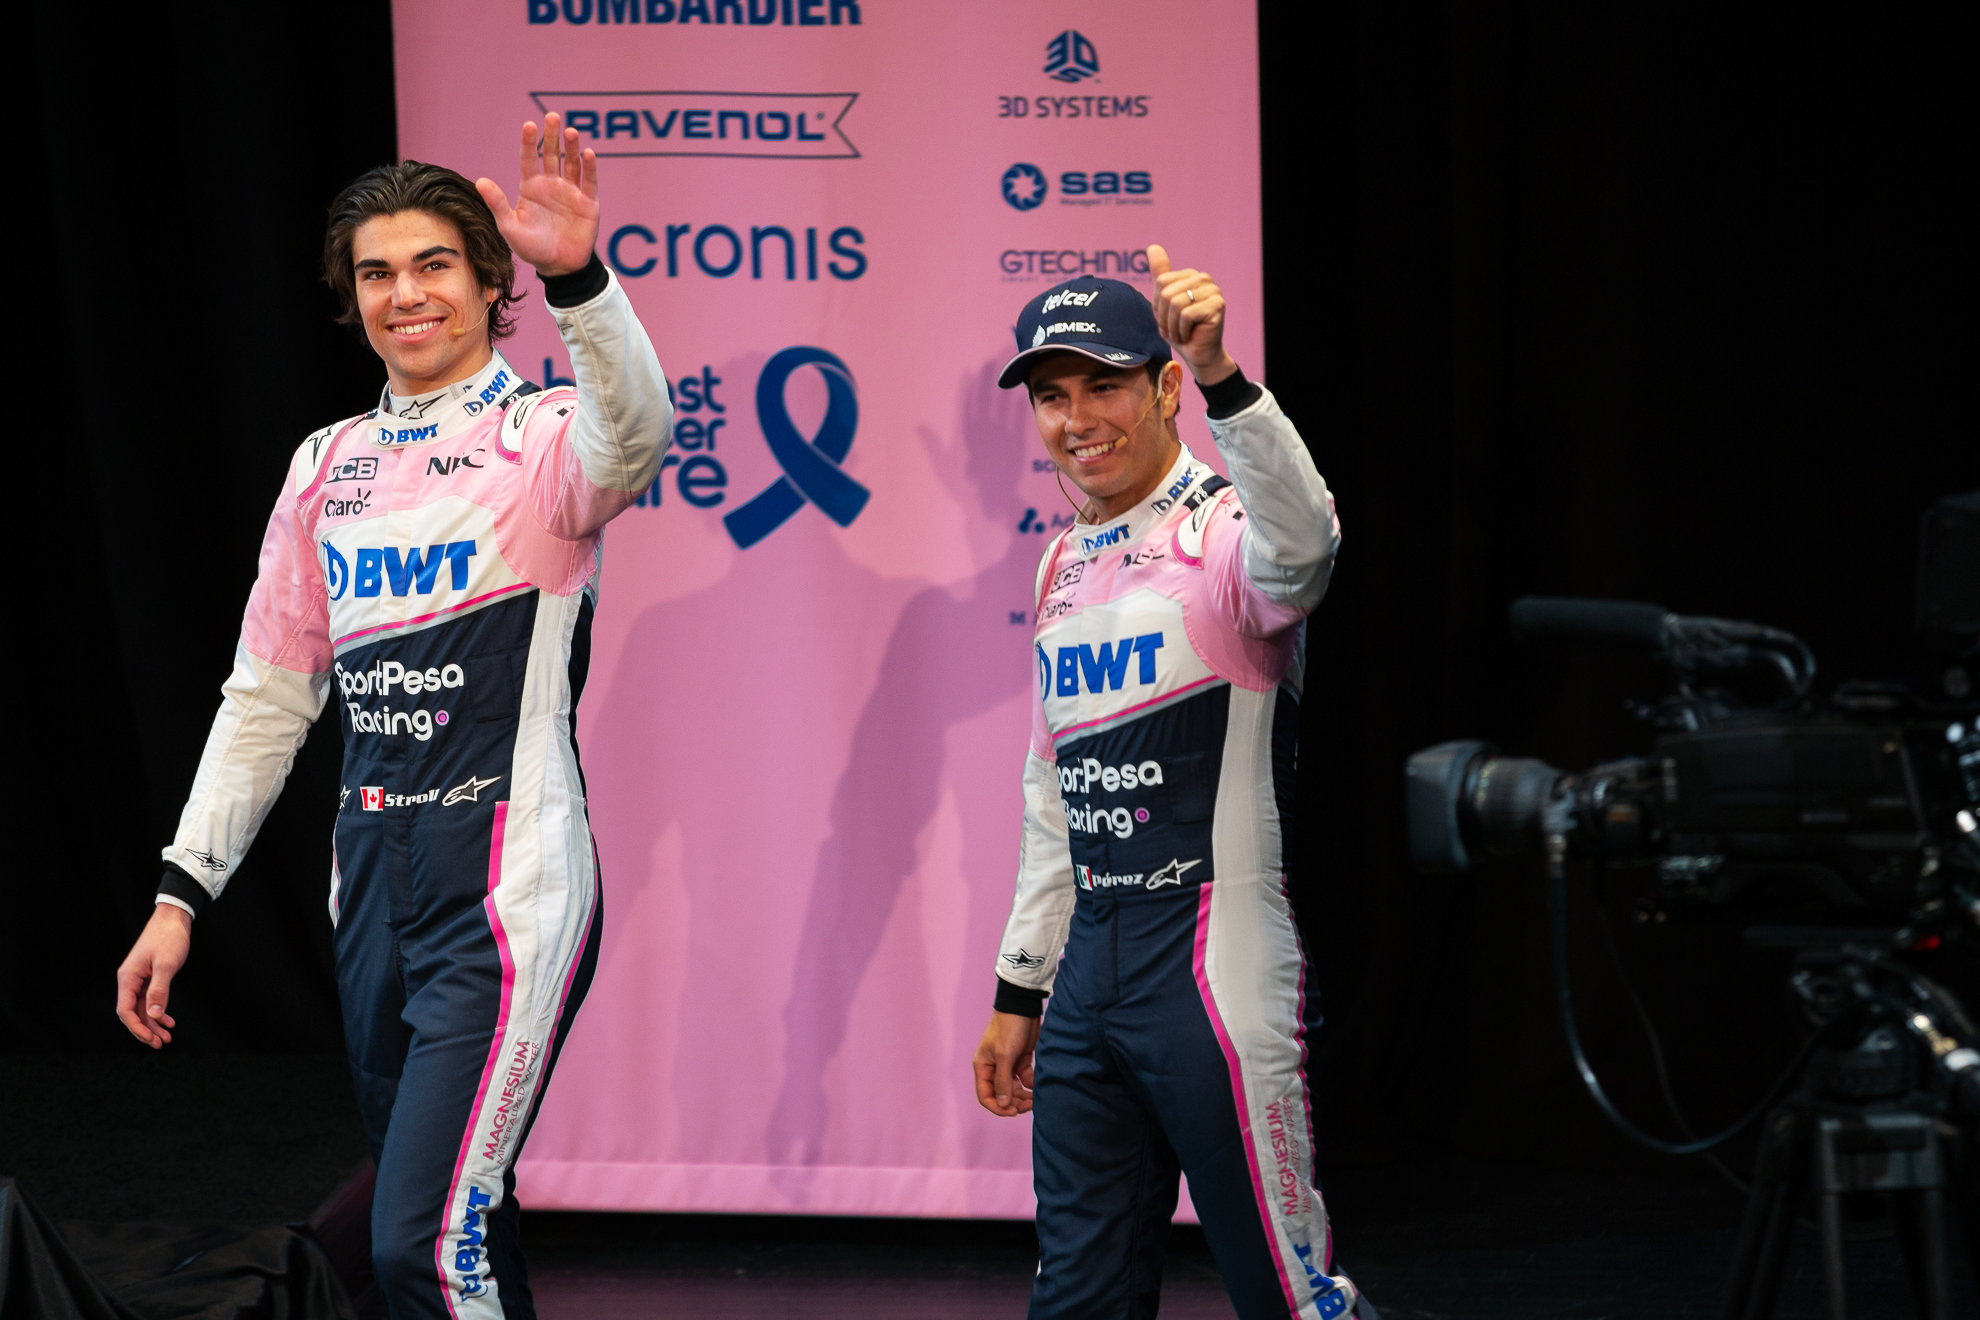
1469 757 1567 857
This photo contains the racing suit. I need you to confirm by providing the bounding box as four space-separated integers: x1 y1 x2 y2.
995 373 1357 1320
155 257 670 1320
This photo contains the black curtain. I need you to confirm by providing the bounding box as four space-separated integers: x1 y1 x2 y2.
12 0 399 1051
11 1 1973 1175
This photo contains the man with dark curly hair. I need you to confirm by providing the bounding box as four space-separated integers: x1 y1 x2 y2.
113 114 672 1319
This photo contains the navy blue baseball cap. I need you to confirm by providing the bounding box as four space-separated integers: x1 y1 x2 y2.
997 276 1172 389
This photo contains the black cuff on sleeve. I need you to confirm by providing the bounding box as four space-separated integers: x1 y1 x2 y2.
994 976 1047 1018
1198 364 1263 420
158 864 212 918
541 253 609 308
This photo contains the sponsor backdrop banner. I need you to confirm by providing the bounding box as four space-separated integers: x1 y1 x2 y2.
392 0 1261 1218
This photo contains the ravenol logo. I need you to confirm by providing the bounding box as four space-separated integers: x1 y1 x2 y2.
1003 162 1048 211
530 92 859 161
325 541 476 601
1044 31 1100 83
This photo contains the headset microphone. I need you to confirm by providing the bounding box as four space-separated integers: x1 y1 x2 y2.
450 300 493 339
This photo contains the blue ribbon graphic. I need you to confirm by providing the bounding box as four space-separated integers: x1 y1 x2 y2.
723 346 867 549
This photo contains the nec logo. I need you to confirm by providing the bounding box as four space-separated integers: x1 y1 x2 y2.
1044 30 1099 83
427 451 485 477
1054 633 1163 696
325 541 476 601
1077 524 1131 555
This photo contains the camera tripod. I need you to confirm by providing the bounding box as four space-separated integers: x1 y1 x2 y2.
1722 946 1980 1320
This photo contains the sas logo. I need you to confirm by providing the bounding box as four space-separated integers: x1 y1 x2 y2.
1004 165 1151 211
1003 162 1048 212
1044 30 1100 83
1052 633 1164 696
325 541 476 601
533 91 858 160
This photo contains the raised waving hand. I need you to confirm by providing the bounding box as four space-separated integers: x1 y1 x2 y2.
476 113 599 279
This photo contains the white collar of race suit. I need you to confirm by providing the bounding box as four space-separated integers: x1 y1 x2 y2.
1065 445 1215 559
369 352 528 449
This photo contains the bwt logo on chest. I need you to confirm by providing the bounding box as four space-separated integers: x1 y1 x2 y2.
326 542 476 601
1052 633 1164 696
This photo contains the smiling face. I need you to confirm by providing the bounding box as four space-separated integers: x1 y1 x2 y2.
351 210 498 396
1027 352 1184 523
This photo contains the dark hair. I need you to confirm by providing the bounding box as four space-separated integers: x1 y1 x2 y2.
1026 355 1169 401
322 160 522 343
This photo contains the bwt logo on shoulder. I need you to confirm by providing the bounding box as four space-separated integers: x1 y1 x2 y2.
1044 30 1100 82
326 541 476 601
1054 633 1164 696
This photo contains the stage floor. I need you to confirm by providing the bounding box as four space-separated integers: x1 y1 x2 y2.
5 1052 1974 1318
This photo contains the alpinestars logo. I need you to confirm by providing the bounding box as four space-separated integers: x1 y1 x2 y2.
1044 30 1100 83
1145 857 1202 889
186 848 227 872
443 775 503 806
1002 948 1046 970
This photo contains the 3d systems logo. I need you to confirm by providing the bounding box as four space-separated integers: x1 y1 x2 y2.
1044 30 1100 83
1002 162 1048 211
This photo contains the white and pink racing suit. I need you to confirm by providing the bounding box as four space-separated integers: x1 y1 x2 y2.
996 374 1360 1320
157 257 670 1320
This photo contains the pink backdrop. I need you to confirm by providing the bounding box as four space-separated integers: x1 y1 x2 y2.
392 0 1262 1219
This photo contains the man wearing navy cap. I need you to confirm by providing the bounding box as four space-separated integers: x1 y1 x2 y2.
973 248 1369 1320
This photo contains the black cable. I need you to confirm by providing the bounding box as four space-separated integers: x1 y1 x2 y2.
1550 853 1819 1155
1587 869 1896 1241
1588 866 1753 1192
